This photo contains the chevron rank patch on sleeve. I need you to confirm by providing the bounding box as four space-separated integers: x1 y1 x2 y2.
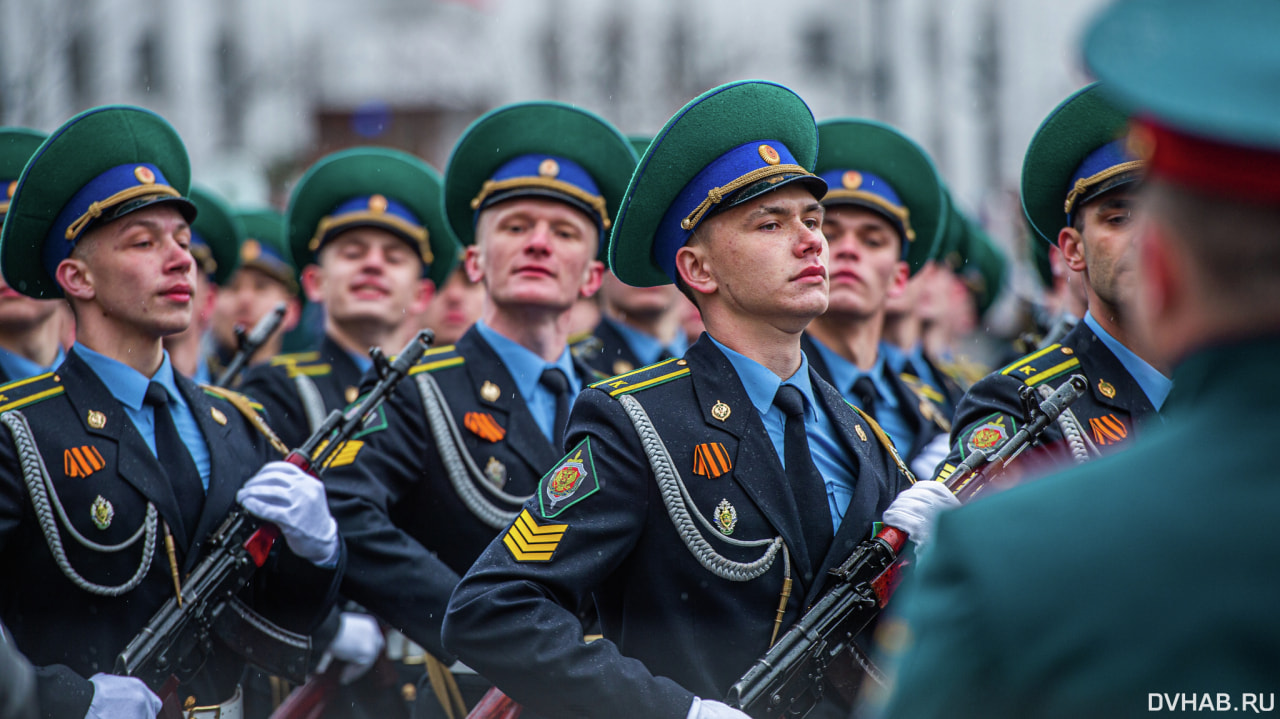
321 440 364 469
503 509 568 562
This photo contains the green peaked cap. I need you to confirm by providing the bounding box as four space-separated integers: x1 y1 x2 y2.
442 101 636 259
287 147 459 287
188 185 245 287
235 207 298 295
609 80 821 287
1 105 192 299
0 128 46 220
815 118 945 275
1021 83 1131 246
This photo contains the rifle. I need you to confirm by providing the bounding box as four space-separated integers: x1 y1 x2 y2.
115 329 435 716
214 301 288 388
724 374 1089 718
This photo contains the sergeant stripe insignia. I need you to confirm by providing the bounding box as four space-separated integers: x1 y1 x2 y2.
999 343 1081 387
64 446 105 478
464 412 506 442
1089 414 1128 445
321 440 364 469
503 509 568 562
692 442 732 478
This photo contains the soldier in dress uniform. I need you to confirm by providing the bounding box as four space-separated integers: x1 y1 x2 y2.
164 185 244 383
0 106 344 719
0 128 66 385
929 82 1166 484
419 264 485 347
442 80 958 719
240 147 456 453
880 1 1280 715
209 208 302 379
801 119 953 479
321 101 635 708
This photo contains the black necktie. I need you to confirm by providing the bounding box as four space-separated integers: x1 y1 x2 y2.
772 384 835 575
539 367 572 446
144 382 204 537
851 375 878 420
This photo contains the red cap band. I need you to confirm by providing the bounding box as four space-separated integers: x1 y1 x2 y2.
1132 118 1280 204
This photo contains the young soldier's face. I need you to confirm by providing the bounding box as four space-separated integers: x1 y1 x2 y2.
1071 189 1143 311
599 271 683 321
306 227 430 330
420 265 485 346
0 276 62 332
70 204 196 338
467 197 604 314
692 185 828 331
821 205 909 320
212 266 294 350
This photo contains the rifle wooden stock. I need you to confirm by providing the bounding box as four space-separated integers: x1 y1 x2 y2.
467 687 522 719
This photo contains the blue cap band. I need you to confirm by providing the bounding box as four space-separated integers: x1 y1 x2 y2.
310 194 432 266
655 140 819 283
1064 139 1143 224
817 168 915 256
43 162 188 283
470 154 610 238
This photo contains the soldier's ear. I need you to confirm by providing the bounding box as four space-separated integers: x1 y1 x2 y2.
1058 227 1087 273
675 241 716 299
56 257 95 303
300 264 325 304
578 259 605 300
463 244 485 285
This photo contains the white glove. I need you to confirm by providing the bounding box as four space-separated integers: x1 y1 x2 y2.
86 673 161 719
316 612 385 685
909 432 951 481
237 461 340 567
882 480 960 551
686 697 751 719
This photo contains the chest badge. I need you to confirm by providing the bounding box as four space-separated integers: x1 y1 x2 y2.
1098 379 1117 399
485 456 508 487
345 386 359 404
210 407 228 426
612 360 634 376
711 401 731 422
86 410 106 430
480 381 501 403
64 446 106 478
90 495 114 530
855 425 868 442
715 499 738 535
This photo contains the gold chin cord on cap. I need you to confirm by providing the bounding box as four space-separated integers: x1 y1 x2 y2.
822 189 917 242
469 177 612 230
1062 160 1144 215
64 185 183 241
680 164 811 231
308 211 433 264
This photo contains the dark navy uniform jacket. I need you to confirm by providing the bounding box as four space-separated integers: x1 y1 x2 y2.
931 320 1159 483
576 317 687 380
803 334 950 467
323 325 599 660
240 334 367 453
0 350 342 719
442 336 913 719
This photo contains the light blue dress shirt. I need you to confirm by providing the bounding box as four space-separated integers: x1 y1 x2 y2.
708 336 858 532
1083 312 1172 410
74 343 211 490
808 337 916 456
0 345 64 383
606 317 690 366
474 321 580 444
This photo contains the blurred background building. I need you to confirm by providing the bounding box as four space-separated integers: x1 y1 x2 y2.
0 0 1109 321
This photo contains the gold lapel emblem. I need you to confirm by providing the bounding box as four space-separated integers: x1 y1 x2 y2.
87 410 106 429
91 495 114 530
855 425 868 442
210 407 228 426
485 456 507 487
711 401 731 422
612 360 634 376
345 386 359 404
480 381 501 403
715 499 738 535
1098 379 1117 399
